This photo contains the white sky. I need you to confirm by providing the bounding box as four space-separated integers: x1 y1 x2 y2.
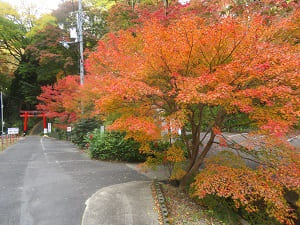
2 0 63 15
2 0 190 16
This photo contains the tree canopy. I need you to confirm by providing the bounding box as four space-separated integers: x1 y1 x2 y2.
37 1 299 223
10 1 300 223
0 0 112 127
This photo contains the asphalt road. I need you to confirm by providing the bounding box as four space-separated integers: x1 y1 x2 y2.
0 136 148 225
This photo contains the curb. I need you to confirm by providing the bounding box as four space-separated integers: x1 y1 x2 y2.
153 181 170 225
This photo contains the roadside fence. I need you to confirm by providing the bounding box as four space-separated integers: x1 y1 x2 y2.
0 134 19 151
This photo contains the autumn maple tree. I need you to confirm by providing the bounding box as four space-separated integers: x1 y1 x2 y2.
35 1 300 223
85 7 298 170
37 75 80 126
81 1 300 222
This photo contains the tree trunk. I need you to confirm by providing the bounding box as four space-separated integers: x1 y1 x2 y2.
163 0 169 16
186 105 203 172
179 108 226 189
179 130 216 189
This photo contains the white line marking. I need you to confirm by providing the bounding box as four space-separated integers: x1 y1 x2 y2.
40 137 49 163
44 151 78 154
54 160 91 163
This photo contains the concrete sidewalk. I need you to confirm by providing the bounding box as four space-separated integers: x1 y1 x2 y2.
81 181 160 225
81 164 170 225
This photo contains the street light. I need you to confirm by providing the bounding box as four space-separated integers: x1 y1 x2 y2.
59 40 75 49
61 41 71 49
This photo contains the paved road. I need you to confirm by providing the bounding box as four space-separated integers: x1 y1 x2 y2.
0 136 148 225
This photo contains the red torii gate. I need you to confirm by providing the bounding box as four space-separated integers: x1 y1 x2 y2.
20 111 47 133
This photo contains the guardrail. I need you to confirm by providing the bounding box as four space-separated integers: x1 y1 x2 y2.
0 134 19 151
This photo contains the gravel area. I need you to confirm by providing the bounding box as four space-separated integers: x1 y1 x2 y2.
161 184 223 225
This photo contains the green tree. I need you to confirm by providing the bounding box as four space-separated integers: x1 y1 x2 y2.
52 0 109 43
26 14 57 38
0 14 27 64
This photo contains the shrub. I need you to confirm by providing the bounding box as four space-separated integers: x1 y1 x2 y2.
87 129 146 162
239 204 282 225
149 140 171 153
49 127 68 140
195 194 283 225
147 140 188 181
196 195 240 225
191 151 297 225
72 118 101 148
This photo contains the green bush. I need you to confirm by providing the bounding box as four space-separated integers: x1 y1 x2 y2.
49 127 68 140
240 205 282 225
194 194 282 225
149 140 171 152
72 118 101 148
149 138 187 155
196 195 240 225
87 130 146 162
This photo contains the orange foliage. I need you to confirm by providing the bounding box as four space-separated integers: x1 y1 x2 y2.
108 116 161 146
192 164 297 225
192 139 300 224
34 2 300 222
84 11 299 140
165 145 185 163
79 4 299 223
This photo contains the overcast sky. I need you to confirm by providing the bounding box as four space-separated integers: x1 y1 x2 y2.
2 0 63 15
2 0 190 16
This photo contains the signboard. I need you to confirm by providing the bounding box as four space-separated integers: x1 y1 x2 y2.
47 123 52 133
178 128 182 135
100 126 105 134
67 127 72 132
7 128 19 135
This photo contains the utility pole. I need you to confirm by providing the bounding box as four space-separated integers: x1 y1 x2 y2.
78 0 84 85
1 91 4 146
